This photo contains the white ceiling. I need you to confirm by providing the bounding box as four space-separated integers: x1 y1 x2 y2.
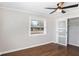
0 2 79 15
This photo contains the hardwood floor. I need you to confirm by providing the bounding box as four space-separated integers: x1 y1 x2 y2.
1 43 79 56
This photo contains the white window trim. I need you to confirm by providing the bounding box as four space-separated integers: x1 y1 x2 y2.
29 16 47 36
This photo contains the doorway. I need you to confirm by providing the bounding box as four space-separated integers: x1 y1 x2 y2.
67 17 79 47
56 19 67 46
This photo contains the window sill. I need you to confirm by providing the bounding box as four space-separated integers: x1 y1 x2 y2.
29 33 46 37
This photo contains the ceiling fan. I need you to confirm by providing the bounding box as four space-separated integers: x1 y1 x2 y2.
45 2 78 14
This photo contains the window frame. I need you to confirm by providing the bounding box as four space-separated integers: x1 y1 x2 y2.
29 16 47 36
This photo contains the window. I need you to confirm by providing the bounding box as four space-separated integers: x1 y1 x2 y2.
29 17 46 36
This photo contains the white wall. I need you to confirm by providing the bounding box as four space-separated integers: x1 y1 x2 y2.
0 8 4 51
69 17 79 46
0 8 55 54
46 17 56 43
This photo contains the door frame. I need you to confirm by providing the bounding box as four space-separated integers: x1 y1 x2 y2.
67 19 69 46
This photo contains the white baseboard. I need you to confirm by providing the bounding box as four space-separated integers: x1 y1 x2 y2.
68 43 79 47
0 41 53 55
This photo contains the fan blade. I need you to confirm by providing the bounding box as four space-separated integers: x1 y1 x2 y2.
63 4 78 9
49 9 57 14
45 8 57 9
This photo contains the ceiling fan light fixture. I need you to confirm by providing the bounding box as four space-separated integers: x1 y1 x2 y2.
56 9 62 12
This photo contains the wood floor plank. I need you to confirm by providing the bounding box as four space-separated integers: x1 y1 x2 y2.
1 43 79 56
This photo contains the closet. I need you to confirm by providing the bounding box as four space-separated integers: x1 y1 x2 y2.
69 17 79 46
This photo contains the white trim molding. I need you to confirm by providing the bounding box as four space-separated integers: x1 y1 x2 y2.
0 41 53 55
29 16 47 36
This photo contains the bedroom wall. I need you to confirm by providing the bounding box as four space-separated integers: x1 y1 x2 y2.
0 8 5 52
0 7 55 54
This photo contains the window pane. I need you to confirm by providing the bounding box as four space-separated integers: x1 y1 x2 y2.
30 19 45 35
31 20 38 26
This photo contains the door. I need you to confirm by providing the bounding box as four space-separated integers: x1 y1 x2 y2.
69 17 79 46
56 19 67 46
